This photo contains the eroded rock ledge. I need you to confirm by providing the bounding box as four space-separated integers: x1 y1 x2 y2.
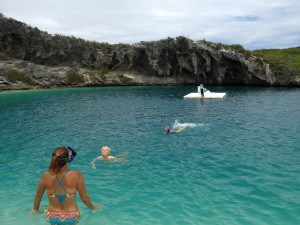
0 14 299 90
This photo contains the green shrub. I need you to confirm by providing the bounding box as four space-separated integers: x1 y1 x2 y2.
98 67 110 75
252 47 300 75
66 68 85 84
255 57 264 66
89 68 108 82
175 36 191 52
118 74 132 85
6 69 35 85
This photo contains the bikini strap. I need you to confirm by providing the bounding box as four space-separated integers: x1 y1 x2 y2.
53 170 69 194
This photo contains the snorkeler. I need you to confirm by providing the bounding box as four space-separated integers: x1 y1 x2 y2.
163 125 188 134
33 146 100 224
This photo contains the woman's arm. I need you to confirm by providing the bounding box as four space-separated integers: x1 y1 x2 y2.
77 172 101 210
91 158 97 169
33 173 46 212
91 157 102 169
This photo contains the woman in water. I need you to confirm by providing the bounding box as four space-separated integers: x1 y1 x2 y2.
33 146 100 224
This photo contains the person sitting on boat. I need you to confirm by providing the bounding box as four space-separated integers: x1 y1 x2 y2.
163 125 188 134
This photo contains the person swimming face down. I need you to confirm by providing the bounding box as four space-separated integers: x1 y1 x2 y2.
164 125 188 134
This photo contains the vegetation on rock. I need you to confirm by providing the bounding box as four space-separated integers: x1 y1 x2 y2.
66 68 85 84
0 13 299 89
6 69 35 85
252 47 300 76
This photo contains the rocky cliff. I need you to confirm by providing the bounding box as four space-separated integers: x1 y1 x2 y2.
0 14 298 90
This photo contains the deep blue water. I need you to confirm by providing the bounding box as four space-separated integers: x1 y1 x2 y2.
0 86 299 225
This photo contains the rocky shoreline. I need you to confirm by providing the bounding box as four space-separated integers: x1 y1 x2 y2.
1 15 299 91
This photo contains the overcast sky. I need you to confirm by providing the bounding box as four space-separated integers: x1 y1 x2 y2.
1 0 300 50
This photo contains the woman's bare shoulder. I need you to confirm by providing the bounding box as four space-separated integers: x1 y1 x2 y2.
41 171 51 178
68 170 84 178
68 170 81 175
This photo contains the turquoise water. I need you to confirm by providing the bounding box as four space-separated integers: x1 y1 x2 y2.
0 86 299 225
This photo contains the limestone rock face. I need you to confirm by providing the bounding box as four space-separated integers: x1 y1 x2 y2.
0 14 298 90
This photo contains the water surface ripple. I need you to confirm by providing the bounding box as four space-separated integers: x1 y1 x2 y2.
0 86 299 225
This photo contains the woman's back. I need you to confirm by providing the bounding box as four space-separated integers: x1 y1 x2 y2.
44 169 79 212
33 146 100 224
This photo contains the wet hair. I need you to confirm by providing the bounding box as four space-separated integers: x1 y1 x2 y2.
101 146 110 153
164 126 171 133
48 146 69 175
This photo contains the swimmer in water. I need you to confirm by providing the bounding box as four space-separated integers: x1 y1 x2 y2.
91 146 117 169
163 125 188 134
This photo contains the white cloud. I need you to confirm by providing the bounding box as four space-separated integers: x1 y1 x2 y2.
1 0 299 49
